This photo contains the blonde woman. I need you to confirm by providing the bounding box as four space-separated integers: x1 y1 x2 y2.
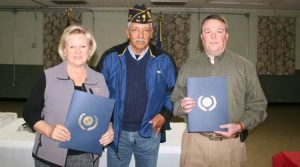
23 25 113 167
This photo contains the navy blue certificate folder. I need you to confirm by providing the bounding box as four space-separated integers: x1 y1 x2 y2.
59 90 115 154
187 76 228 132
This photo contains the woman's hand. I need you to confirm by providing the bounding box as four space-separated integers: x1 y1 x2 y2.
99 122 114 147
33 121 71 142
50 124 71 142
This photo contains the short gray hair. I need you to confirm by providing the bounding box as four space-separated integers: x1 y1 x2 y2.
127 22 153 30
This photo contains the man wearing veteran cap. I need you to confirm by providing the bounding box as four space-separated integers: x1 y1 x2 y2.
96 4 177 167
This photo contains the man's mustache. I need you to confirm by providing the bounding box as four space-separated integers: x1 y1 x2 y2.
135 39 147 42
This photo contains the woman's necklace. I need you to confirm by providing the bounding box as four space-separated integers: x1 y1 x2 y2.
67 67 87 86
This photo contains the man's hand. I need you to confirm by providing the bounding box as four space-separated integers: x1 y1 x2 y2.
215 122 244 138
149 114 165 135
180 97 196 113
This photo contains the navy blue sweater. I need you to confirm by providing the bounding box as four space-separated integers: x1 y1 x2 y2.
122 51 150 131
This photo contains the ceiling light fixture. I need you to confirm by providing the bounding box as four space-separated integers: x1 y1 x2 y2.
209 1 270 6
151 0 188 3
51 0 87 5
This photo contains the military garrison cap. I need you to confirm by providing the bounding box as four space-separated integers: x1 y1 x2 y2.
128 4 152 24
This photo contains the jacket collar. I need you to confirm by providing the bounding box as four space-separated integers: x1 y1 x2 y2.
117 41 164 58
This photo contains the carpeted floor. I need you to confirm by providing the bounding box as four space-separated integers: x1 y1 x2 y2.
0 100 299 167
246 104 300 167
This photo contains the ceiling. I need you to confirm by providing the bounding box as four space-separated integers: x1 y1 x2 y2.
0 0 300 10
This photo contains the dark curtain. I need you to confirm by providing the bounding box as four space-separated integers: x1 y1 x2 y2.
257 16 296 75
43 12 82 69
152 13 191 69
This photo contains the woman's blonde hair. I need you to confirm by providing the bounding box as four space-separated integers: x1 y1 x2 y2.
58 25 97 60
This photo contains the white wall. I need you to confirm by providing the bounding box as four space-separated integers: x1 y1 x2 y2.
82 11 128 66
0 9 299 68
0 12 14 64
0 11 43 65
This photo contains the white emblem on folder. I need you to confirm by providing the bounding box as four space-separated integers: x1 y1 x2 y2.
198 96 217 112
78 113 98 131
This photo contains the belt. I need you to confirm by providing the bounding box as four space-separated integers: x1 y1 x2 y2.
200 132 239 141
